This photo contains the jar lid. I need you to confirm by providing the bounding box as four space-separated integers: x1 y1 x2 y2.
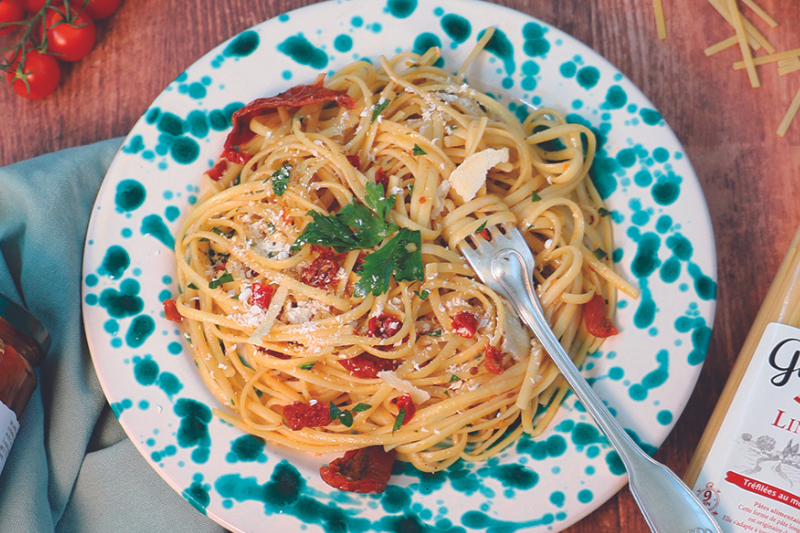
0 293 51 362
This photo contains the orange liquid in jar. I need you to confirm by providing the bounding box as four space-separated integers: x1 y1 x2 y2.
0 300 49 477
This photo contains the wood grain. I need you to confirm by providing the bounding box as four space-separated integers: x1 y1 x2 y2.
2 0 799 531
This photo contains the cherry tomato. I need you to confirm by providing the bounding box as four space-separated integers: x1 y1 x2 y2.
283 401 332 430
162 299 183 323
249 282 274 309
367 313 402 338
338 353 399 379
5 49 61 99
0 0 25 36
43 5 96 62
319 446 396 494
395 393 416 424
451 311 478 338
583 294 618 338
484 345 504 375
301 248 339 288
82 0 120 19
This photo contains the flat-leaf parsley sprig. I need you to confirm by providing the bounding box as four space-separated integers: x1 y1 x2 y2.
292 180 424 295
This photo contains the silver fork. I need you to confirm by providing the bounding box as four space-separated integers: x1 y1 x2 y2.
459 224 721 533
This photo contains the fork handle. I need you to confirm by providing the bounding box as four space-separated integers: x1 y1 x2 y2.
490 249 721 533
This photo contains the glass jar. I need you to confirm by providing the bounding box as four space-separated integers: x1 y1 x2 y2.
0 294 50 476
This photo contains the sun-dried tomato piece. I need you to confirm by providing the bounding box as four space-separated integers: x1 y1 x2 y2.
484 345 504 375
395 393 416 424
205 160 228 182
283 401 332 430
451 311 478 338
375 167 389 193
162 299 183 323
250 282 274 309
319 446 396 494
301 254 339 289
584 294 618 338
368 313 402 338
339 353 399 379
223 80 356 161
346 154 361 169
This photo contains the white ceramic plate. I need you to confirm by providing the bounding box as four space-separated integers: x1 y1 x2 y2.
81 1 717 531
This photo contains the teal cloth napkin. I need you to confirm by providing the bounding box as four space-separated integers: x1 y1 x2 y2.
0 139 226 533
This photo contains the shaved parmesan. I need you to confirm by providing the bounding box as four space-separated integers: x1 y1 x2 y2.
501 303 531 360
378 370 431 404
447 147 509 203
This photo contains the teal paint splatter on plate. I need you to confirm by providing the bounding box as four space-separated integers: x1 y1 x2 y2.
628 349 669 400
223 31 260 57
115 180 146 212
141 214 175 249
441 14 470 43
387 0 417 18
99 246 130 279
479 28 515 75
278 34 328 69
126 315 155 348
175 399 212 464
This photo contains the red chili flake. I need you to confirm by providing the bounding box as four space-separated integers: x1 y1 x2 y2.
257 347 290 360
375 167 389 193
213 261 228 272
469 366 479 376
280 210 292 224
368 313 403 338
250 282 274 309
484 346 504 375
451 311 478 338
205 160 228 182
319 446 396 494
346 154 361 170
221 147 252 166
339 353 399 379
418 196 427 204
479 228 492 241
584 294 618 338
162 299 183 323
301 251 340 288
283 401 332 430
395 393 416 424
224 80 357 161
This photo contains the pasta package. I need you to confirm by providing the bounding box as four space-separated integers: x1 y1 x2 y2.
167 32 636 492
686 223 800 530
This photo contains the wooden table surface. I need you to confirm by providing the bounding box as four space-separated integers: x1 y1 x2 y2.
2 0 799 531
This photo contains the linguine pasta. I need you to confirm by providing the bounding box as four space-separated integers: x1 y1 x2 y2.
171 31 638 475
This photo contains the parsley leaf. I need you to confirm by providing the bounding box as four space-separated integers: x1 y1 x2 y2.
211 227 235 239
338 202 398 249
270 163 293 196
209 271 233 289
593 248 608 260
187 283 198 290
393 408 406 433
598 207 612 217
371 98 391 123
412 144 427 156
475 221 487 234
329 402 354 427
351 403 372 412
424 329 443 337
291 210 363 253
354 228 424 297
291 190 398 254
414 289 430 300
531 190 542 202
364 181 396 220
449 374 461 383
298 362 315 370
